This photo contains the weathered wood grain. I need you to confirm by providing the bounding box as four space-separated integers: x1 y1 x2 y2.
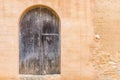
19 7 60 75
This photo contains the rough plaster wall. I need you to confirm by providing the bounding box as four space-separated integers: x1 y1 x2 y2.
94 0 120 53
93 0 120 80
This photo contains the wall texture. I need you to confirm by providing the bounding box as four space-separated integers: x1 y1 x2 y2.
93 0 120 80
94 0 120 53
0 0 96 80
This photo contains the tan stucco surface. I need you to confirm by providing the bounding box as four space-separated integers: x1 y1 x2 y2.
94 0 120 53
92 0 120 80
0 0 96 80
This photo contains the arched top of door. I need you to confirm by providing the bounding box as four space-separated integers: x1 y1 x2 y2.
19 4 60 25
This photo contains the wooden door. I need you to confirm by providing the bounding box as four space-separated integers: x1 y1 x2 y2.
19 7 60 75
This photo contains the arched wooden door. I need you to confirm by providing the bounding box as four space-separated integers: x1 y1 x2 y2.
19 6 60 75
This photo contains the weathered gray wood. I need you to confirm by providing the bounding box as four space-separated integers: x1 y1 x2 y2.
19 7 60 75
